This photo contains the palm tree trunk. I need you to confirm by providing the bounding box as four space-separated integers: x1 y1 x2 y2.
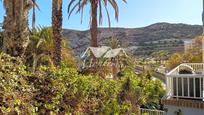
3 0 30 57
90 2 98 47
52 0 62 66
32 0 36 31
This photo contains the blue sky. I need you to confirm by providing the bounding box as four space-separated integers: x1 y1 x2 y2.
0 0 202 30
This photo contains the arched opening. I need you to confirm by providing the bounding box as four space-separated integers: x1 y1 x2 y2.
178 64 194 74
179 69 193 74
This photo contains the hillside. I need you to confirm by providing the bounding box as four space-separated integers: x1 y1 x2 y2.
63 23 202 57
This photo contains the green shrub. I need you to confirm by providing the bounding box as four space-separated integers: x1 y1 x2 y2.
0 52 165 114
0 53 35 114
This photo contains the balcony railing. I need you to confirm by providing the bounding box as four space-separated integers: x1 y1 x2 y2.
166 76 204 100
138 108 165 115
166 63 204 100
167 63 204 75
185 63 204 74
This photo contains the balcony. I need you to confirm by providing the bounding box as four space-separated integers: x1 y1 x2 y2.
161 63 204 109
165 63 204 100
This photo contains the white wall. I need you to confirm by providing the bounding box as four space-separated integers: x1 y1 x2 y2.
164 105 204 115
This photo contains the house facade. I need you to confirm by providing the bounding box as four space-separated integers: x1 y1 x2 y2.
80 46 127 79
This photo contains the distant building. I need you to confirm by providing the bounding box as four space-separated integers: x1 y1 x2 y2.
184 39 193 52
184 38 202 53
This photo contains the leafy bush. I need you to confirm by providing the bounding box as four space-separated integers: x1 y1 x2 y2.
0 53 35 114
0 52 165 114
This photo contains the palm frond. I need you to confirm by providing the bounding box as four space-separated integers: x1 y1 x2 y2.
103 2 111 27
98 0 103 25
67 0 126 27
31 0 40 31
108 0 119 21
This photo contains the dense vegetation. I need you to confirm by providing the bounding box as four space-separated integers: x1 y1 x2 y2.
0 0 166 114
0 52 165 114
0 27 165 114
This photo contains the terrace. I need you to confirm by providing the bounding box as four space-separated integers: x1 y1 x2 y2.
162 63 204 109
165 63 204 100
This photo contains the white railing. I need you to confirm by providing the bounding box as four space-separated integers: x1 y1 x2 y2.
166 75 204 100
167 63 204 76
184 63 204 74
138 108 165 115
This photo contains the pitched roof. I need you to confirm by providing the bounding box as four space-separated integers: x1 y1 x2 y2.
104 48 126 58
81 46 127 59
89 46 111 58
81 46 111 59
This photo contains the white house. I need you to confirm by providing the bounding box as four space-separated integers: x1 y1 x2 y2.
161 63 204 115
80 46 127 79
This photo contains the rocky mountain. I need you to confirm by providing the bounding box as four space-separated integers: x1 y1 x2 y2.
63 23 202 57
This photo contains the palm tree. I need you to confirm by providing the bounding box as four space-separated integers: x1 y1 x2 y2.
68 0 127 47
26 27 76 71
32 0 36 31
26 27 55 71
52 0 62 66
1 0 33 57
105 36 121 49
